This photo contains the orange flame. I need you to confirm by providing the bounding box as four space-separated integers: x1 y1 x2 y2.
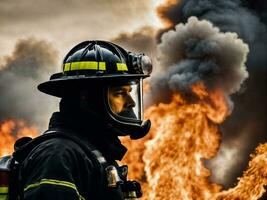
0 120 39 157
121 82 267 199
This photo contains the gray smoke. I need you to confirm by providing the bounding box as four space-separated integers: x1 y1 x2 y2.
0 38 59 131
112 26 157 56
181 0 267 70
157 0 267 70
148 17 248 106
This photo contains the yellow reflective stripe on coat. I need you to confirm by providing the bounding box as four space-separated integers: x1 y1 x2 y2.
0 186 8 200
0 195 8 200
0 187 8 194
24 179 85 200
116 63 128 71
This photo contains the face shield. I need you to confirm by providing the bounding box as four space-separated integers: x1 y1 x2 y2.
107 79 143 123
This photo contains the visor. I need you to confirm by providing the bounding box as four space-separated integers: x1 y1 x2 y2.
107 79 143 122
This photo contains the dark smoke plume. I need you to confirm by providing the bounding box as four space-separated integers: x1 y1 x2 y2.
0 38 59 131
181 0 267 70
155 0 267 188
157 0 267 70
148 17 248 106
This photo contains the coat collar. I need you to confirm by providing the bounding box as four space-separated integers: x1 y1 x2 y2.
48 112 127 161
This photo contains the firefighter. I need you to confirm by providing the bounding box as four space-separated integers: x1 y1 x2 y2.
19 41 152 200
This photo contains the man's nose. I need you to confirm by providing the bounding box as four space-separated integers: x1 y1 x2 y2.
126 95 136 108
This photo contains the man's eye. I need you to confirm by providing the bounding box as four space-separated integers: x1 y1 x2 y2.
115 91 126 96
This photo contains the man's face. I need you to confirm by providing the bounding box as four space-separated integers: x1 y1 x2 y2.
108 85 137 118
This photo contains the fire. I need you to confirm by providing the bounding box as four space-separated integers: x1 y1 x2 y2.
121 82 267 199
0 119 39 157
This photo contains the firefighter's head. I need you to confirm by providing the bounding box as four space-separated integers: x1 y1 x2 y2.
38 40 152 139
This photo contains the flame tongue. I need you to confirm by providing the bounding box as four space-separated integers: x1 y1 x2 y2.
191 82 230 124
0 120 38 157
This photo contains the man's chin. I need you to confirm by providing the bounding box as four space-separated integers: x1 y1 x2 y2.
118 108 137 119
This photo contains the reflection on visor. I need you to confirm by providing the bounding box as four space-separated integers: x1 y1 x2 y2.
108 81 142 121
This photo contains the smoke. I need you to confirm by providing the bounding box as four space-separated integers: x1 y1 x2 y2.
154 0 267 188
112 26 157 60
181 0 267 70
242 0 267 24
156 0 183 28
0 0 155 58
0 38 59 131
148 17 248 106
157 0 267 70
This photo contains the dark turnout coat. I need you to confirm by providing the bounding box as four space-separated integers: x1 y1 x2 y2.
20 111 128 200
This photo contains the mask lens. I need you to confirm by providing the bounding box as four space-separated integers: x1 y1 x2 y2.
108 80 142 121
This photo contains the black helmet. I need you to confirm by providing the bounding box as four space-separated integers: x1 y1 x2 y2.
38 40 152 139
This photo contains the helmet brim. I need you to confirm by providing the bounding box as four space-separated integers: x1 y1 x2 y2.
38 73 149 98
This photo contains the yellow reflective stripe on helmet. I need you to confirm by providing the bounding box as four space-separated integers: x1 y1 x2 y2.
98 62 106 70
117 63 128 71
0 186 8 194
64 61 108 72
24 179 85 200
63 61 128 71
64 63 71 71
72 61 98 71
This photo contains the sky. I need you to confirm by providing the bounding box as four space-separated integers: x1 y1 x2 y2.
0 0 160 59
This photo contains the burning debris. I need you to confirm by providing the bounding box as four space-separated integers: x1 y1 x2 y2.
121 17 266 199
